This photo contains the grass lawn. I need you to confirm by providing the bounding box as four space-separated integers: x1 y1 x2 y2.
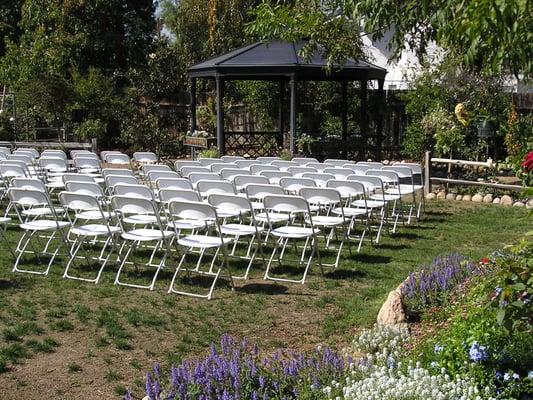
0 201 529 399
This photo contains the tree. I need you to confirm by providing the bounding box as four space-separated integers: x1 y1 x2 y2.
247 0 533 79
0 0 23 57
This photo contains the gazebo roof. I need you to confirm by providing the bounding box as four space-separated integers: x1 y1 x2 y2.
188 40 387 81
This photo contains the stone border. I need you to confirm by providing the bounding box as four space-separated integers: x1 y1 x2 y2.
425 191 532 208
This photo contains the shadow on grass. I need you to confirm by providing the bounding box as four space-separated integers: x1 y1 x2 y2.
237 283 288 295
325 268 366 280
376 243 410 250
350 253 392 264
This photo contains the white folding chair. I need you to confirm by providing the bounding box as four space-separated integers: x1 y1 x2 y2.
259 170 290 185
8 188 70 275
383 165 417 223
175 160 201 172
220 168 249 181
279 177 316 194
292 157 318 165
301 173 335 187
102 168 135 179
324 159 352 167
256 156 281 164
167 201 234 299
0 216 16 260
210 163 237 174
181 166 211 177
357 161 383 168
221 155 245 163
158 189 211 235
198 158 223 167
41 150 67 160
143 164 172 175
16 148 39 159
343 164 372 175
365 170 403 230
59 192 121 283
300 187 348 268
104 153 131 166
133 152 158 164
111 195 174 290
271 160 298 171
63 173 97 184
74 156 101 175
189 173 221 188
250 164 279 175
323 168 354 179
156 178 193 191
233 175 269 192
287 166 317 177
305 162 334 172
197 180 236 199
208 194 265 279
262 195 322 284
105 175 138 194
234 160 257 169
146 170 180 185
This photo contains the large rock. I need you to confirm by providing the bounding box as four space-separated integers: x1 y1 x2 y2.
501 195 513 206
425 193 436 200
527 199 533 209
483 194 493 203
437 191 446 199
377 289 406 325
446 193 455 200
513 201 525 207
493 197 501 204
455 195 463 201
462 194 472 201
472 194 483 202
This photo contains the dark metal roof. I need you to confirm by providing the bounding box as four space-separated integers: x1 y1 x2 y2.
188 40 387 81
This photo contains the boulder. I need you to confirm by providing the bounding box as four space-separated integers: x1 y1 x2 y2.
437 191 446 199
493 197 501 204
483 194 493 203
425 193 436 200
472 194 483 202
513 201 525 207
455 195 463 201
462 194 472 201
527 199 533 209
383 159 390 165
377 289 406 325
500 195 513 206
446 193 455 200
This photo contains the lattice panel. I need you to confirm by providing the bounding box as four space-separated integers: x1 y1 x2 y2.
225 132 281 157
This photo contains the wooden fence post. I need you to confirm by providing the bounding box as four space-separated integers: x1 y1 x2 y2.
424 151 431 196
91 138 98 154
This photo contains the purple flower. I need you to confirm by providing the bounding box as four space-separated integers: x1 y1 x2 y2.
469 342 488 363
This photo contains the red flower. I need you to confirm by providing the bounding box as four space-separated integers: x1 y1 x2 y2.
480 257 490 265
521 151 533 173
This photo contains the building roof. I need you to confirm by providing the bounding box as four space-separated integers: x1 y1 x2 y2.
188 40 387 81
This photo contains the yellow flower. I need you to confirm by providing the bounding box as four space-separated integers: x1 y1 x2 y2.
454 103 469 126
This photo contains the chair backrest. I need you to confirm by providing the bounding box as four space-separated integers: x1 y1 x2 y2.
210 163 237 174
65 181 105 197
167 200 218 222
301 173 335 187
17 148 39 157
326 179 366 199
382 165 415 179
394 162 422 175
347 175 384 192
41 150 67 160
263 194 310 214
8 154 33 165
188 173 221 187
220 168 249 180
0 163 28 179
250 164 279 175
156 178 192 191
101 151 122 160
111 196 161 224
105 153 130 165
324 159 352 167
343 164 371 175
197 180 236 197
143 164 172 174
146 170 180 183
11 178 46 192
8 188 51 208
292 157 319 165
39 157 68 172
258 171 290 182
357 161 383 168
13 150 38 160
208 193 254 217
299 187 342 207
198 158 223 166
245 184 285 200
233 175 269 189
105 174 138 190
71 150 97 160
305 162 333 171
113 184 154 200
287 166 318 177
74 156 100 170
221 155 244 163
256 156 281 164
63 173 96 184
323 168 353 179
271 160 298 170
279 177 316 192
180 166 211 177
174 160 201 171
234 160 257 169
102 168 134 178
158 188 201 203
365 169 399 184
59 191 102 213
133 151 158 164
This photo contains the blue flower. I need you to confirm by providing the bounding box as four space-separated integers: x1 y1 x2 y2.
504 372 511 381
434 344 444 354
468 342 488 362
512 373 520 380
495 371 503 379
528 371 533 379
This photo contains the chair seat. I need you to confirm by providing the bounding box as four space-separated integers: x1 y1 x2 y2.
332 207 368 217
167 219 213 230
0 217 10 224
123 214 166 225
371 194 400 202
352 199 385 209
71 224 120 236
45 181 65 189
177 235 232 248
306 215 344 226
220 223 263 236
22 207 64 217
122 228 173 241
271 225 319 238
255 212 290 223
20 219 70 231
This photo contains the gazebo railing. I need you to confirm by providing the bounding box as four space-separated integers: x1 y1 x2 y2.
225 131 282 157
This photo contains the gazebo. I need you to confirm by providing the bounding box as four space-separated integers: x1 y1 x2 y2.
188 40 387 158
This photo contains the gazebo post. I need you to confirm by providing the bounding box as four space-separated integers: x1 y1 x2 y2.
341 81 348 156
359 79 368 158
278 80 285 148
376 78 385 161
289 76 297 155
190 78 197 132
215 76 225 155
